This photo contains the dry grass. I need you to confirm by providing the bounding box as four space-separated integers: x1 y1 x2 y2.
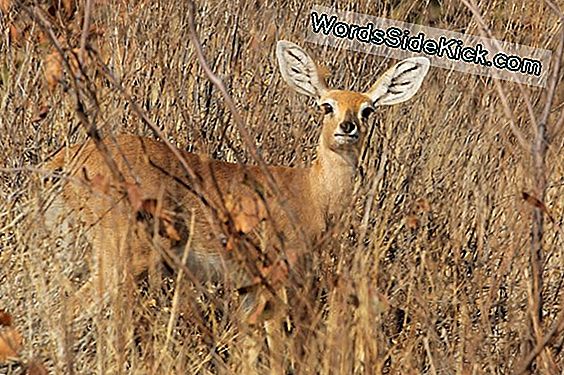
1 0 563 373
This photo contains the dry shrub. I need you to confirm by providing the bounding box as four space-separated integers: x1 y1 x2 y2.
0 0 562 374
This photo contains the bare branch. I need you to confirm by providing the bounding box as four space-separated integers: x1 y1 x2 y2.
460 0 534 150
185 1 310 265
79 0 92 65
543 0 564 19
19 3 125 186
515 308 564 374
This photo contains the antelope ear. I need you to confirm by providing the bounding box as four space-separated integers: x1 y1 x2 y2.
276 40 328 99
365 57 430 106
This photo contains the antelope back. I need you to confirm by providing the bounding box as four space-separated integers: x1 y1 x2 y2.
44 40 431 324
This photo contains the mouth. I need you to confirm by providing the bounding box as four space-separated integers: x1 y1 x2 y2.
334 133 359 140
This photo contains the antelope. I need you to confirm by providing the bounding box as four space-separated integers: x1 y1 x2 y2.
44 40 429 368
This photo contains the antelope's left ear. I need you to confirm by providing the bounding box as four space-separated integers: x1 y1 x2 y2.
365 57 430 106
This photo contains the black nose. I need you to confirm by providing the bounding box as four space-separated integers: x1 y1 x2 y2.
340 121 356 134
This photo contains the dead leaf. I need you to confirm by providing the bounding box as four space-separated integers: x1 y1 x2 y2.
0 0 10 13
62 0 76 16
224 236 236 252
69 48 87 76
523 191 544 209
245 297 268 326
26 360 48 375
406 214 419 230
522 191 554 223
125 182 143 212
0 311 11 327
415 198 431 213
262 259 289 285
265 22 277 45
0 327 22 362
225 194 267 233
90 173 110 194
37 29 49 46
163 219 180 241
47 0 76 19
139 198 157 214
8 23 19 45
31 105 49 124
136 197 180 241
44 51 63 90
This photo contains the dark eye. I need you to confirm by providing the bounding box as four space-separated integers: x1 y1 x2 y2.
320 103 334 115
361 106 375 120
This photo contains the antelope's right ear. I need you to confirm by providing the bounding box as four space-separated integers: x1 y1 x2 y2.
276 40 328 99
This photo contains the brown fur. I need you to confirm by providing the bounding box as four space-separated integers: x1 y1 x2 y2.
44 41 429 327
44 126 359 320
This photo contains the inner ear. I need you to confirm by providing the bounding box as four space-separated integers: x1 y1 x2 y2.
276 40 328 99
365 57 430 106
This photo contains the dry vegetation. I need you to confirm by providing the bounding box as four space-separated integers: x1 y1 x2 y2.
1 0 563 374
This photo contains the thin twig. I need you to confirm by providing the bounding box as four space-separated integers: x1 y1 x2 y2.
539 27 564 130
185 1 312 300
543 0 564 19
155 209 196 371
423 337 438 375
79 0 92 65
528 13 564 357
515 308 564 374
20 4 125 186
460 0 533 151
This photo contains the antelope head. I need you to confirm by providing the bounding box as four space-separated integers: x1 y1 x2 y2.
276 40 430 168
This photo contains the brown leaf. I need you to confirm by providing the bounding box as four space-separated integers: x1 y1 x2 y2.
137 198 180 241
31 105 49 124
163 220 180 241
47 0 76 19
0 327 22 363
522 192 544 209
522 192 554 223
0 0 10 13
44 51 63 90
157 210 180 241
415 198 431 213
265 22 277 45
69 48 87 76
245 297 268 326
225 237 236 252
8 23 19 45
0 311 11 327
26 360 48 375
225 194 267 233
89 173 110 194
37 29 49 46
44 46 89 90
262 260 289 285
62 0 76 16
125 182 143 212
406 214 419 230
140 198 157 214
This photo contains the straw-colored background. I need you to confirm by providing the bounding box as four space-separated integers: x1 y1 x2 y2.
1 0 563 373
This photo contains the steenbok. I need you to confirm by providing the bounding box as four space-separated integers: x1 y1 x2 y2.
45 39 429 362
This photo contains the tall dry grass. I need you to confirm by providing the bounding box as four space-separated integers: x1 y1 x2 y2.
0 0 563 374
